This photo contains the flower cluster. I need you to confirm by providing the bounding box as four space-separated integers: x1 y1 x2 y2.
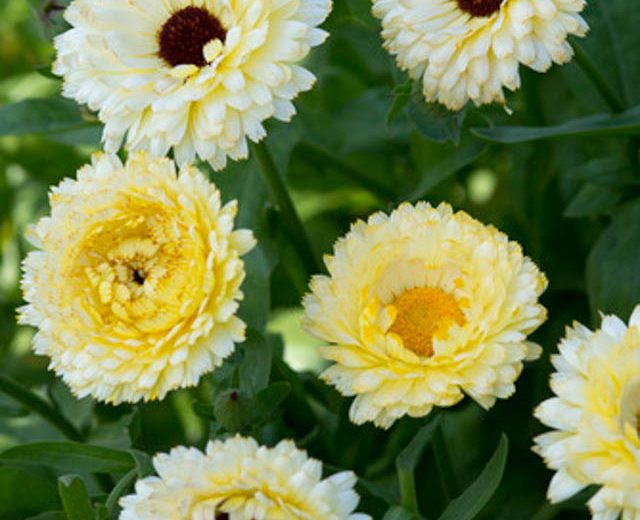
16 1 638 519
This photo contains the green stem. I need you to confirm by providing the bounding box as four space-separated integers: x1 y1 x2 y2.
0 373 84 441
573 43 624 114
105 469 137 516
252 142 320 275
398 467 419 514
432 423 459 502
296 141 396 200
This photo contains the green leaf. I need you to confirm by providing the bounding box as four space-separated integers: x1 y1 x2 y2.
127 449 154 478
253 382 292 424
563 183 622 218
471 105 640 143
105 469 137 518
0 442 135 475
26 513 67 520
0 374 83 441
239 329 272 394
586 199 640 319
58 475 94 520
437 434 509 520
214 389 254 432
407 98 466 145
408 137 487 202
0 97 97 137
396 416 442 472
0 466 60 519
382 505 421 520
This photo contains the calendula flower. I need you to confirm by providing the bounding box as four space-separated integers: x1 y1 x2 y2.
303 202 547 428
534 308 640 519
53 0 331 170
119 435 371 519
19 152 255 404
372 0 588 110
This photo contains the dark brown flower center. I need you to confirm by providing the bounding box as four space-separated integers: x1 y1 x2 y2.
158 6 227 67
457 0 503 17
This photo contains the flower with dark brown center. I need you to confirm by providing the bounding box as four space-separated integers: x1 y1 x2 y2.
158 6 227 67
457 0 503 17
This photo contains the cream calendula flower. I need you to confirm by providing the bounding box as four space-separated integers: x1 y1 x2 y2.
303 202 547 428
372 0 588 110
534 308 640 519
119 435 371 519
53 0 331 170
19 152 255 404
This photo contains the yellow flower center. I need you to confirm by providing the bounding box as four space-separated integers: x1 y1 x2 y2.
389 287 466 357
72 199 208 338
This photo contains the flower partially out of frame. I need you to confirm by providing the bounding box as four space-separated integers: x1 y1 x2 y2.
53 0 332 170
119 435 371 519
534 308 640 519
372 0 588 110
303 202 547 428
19 152 255 404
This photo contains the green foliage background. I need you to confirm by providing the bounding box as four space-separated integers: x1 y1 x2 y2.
0 0 638 518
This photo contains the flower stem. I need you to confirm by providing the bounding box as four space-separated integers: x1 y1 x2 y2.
573 43 624 114
0 373 84 441
398 466 419 514
432 423 459 502
252 141 320 275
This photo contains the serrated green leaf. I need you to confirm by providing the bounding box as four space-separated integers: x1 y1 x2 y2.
471 105 640 143
437 434 509 520
0 442 135 475
58 475 94 520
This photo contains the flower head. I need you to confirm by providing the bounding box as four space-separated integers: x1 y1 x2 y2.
119 435 371 519
303 202 547 428
372 0 588 110
534 308 640 519
53 0 332 169
19 152 255 404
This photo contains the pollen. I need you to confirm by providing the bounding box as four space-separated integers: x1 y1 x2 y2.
389 287 466 357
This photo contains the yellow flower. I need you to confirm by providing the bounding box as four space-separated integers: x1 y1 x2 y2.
19 152 255 404
372 0 588 110
119 435 371 519
53 0 332 170
303 202 547 428
534 308 640 519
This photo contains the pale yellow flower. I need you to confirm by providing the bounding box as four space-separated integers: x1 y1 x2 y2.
303 202 547 428
372 0 588 110
534 308 640 520
119 435 371 520
19 152 255 404
53 0 332 170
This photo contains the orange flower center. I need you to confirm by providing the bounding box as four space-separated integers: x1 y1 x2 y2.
389 287 466 357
